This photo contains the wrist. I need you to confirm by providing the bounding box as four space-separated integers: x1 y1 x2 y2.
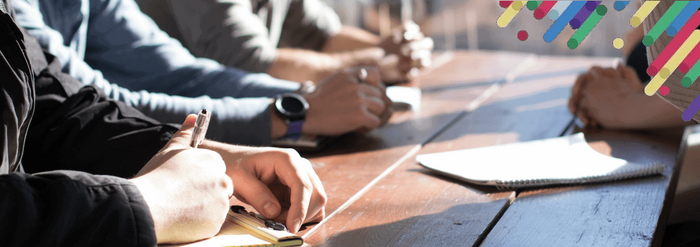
270 100 288 139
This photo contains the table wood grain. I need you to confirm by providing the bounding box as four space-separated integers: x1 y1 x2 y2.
296 51 532 237
481 130 681 247
303 55 623 246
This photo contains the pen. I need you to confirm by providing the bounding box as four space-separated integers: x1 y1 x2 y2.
190 109 211 148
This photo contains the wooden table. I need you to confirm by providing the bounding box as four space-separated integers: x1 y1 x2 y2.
295 51 682 246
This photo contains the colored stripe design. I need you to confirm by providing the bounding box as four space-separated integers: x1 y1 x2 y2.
680 44 700 74
570 1 602 29
568 5 607 49
544 1 586 43
497 1 527 28
659 30 700 79
614 1 630 11
643 1 689 46
682 93 700 121
534 1 557 20
683 61 700 88
645 30 700 96
647 11 700 76
631 1 660 27
500 1 513 8
668 1 700 37
526 1 542 11
549 1 572 21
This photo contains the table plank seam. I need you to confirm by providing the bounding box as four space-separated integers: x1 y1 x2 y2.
303 53 539 243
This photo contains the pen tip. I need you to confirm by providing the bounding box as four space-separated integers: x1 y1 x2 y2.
201 109 207 114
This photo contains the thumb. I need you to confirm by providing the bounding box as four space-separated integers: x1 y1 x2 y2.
165 114 199 150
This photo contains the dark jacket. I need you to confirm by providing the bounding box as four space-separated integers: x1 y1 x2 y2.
0 0 178 245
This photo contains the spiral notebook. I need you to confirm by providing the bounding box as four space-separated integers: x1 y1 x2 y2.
416 133 665 189
166 206 302 247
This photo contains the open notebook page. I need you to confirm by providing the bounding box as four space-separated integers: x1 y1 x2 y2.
416 133 665 189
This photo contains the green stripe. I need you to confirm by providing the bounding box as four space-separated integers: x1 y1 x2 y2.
643 1 689 46
568 5 607 49
527 1 542 11
683 60 700 87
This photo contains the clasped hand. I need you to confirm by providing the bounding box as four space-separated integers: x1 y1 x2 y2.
379 21 434 83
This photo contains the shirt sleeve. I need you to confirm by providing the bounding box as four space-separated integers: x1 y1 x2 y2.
162 0 279 73
11 0 300 145
279 0 342 51
0 171 156 247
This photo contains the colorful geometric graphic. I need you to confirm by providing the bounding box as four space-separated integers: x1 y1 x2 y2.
634 1 700 121
614 1 630 12
613 38 624 49
498 1 610 48
534 1 557 20
630 1 660 27
498 1 700 121
498 1 527 28
549 1 572 21
518 30 529 41
568 5 606 49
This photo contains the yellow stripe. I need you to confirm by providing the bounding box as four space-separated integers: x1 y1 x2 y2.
497 1 527 28
631 1 660 27
659 30 700 79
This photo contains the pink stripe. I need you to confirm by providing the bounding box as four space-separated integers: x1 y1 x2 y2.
500 1 513 8
680 42 700 73
648 11 700 76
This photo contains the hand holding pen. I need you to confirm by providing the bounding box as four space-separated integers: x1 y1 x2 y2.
190 109 211 148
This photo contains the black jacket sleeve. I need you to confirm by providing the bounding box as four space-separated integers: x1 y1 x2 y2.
0 2 159 246
0 171 157 247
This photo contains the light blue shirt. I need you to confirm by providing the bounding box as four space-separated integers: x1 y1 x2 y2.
12 0 300 145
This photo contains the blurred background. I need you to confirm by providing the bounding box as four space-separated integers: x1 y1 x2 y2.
321 0 639 58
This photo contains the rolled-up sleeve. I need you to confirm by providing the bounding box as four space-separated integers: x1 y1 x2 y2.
280 0 342 51
12 0 300 145
164 0 278 73
158 0 341 73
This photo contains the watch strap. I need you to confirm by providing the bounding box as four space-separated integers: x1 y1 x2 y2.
285 120 304 137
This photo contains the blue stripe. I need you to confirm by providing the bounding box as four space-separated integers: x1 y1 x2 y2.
544 1 586 43
613 1 630 11
668 1 700 37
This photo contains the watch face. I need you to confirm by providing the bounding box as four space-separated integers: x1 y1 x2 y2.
276 93 309 119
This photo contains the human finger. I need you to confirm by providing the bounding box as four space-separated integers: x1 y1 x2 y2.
165 114 198 150
283 167 314 233
222 174 234 201
401 38 433 57
569 73 590 115
230 171 283 220
304 164 327 223
360 90 386 118
354 67 384 90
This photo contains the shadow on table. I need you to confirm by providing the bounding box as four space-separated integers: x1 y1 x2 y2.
304 84 574 159
316 201 509 247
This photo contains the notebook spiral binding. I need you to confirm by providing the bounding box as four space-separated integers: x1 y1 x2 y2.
494 162 666 190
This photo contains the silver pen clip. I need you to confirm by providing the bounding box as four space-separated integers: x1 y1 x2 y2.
190 109 211 148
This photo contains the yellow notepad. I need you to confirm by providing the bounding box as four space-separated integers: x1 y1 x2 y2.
168 207 303 247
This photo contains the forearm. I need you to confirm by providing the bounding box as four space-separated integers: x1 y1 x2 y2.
624 94 692 129
321 26 382 53
267 48 343 83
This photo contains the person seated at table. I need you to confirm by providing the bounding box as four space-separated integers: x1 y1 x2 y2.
1 4 324 245
568 25 693 130
12 0 392 147
134 0 434 84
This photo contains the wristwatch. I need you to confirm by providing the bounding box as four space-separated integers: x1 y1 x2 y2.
274 93 309 137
